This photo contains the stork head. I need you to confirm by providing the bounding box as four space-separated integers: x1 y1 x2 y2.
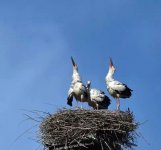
109 57 116 73
86 80 91 89
71 56 78 71
87 80 91 86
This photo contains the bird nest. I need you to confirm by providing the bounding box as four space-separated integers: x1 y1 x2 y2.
39 109 138 150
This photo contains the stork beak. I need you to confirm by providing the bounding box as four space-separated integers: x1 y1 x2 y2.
71 56 76 67
109 57 116 70
109 57 114 67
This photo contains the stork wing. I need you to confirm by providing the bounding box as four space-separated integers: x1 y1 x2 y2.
68 87 73 96
109 80 127 92
90 89 105 102
67 87 73 106
91 88 105 95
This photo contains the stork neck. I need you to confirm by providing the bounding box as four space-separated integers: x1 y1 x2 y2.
72 69 81 82
106 69 114 82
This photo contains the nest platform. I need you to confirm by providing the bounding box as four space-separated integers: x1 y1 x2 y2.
39 109 138 150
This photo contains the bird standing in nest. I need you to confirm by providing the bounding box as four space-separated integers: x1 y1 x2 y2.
105 57 132 111
67 57 88 108
86 80 111 110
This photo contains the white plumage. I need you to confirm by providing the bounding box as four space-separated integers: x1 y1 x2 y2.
105 57 132 111
86 81 111 110
67 57 88 108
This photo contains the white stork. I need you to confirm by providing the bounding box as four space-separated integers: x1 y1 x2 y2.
86 81 111 110
105 57 132 111
67 57 88 108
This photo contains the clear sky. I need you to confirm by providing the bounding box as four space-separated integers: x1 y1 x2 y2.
0 0 161 150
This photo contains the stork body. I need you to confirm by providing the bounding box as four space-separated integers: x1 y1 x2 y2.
67 57 88 108
105 58 132 111
86 81 111 110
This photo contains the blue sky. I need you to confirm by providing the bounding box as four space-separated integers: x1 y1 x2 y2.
0 0 161 149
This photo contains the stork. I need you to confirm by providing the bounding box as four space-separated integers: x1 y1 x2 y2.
86 81 111 110
67 57 88 108
105 57 132 111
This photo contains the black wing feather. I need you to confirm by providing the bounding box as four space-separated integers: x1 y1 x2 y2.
97 95 111 109
118 85 132 98
67 94 73 106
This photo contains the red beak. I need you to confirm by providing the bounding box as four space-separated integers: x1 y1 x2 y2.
109 57 114 68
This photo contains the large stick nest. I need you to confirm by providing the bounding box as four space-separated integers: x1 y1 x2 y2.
39 109 138 150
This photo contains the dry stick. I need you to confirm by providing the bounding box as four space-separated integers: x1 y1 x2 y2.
9 124 38 150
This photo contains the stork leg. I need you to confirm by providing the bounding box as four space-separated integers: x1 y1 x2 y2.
116 98 120 111
80 95 84 109
118 98 120 111
96 103 99 110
